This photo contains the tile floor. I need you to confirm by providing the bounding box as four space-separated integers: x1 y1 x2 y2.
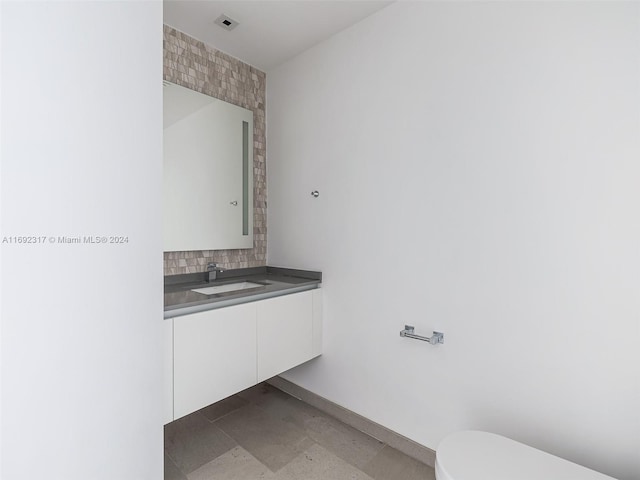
165 383 436 480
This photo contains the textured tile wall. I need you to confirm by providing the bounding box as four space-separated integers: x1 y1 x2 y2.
163 26 266 275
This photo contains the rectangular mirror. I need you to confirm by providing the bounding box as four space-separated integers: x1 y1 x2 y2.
163 81 253 251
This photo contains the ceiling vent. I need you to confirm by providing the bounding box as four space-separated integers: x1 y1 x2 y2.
214 14 239 31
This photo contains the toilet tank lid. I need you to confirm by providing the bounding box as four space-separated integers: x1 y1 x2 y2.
436 431 615 480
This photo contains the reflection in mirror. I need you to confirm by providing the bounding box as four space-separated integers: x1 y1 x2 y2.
163 82 253 251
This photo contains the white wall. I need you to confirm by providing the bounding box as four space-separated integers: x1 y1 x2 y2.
267 3 639 479
1 2 163 479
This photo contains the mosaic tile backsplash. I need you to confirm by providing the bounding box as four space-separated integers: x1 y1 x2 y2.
163 25 266 275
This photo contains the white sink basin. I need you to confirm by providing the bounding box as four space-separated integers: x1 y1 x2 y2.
191 282 263 296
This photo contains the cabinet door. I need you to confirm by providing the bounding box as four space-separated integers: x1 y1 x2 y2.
164 318 174 424
173 303 257 420
257 290 314 383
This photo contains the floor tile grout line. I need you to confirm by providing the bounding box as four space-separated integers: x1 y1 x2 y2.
164 443 183 473
165 411 240 478
359 444 391 476
248 386 394 475
212 402 317 474
211 420 243 448
277 391 391 465
202 404 245 424
269 438 322 475
268 377 436 467
166 384 435 480
165 452 184 479
227 390 311 439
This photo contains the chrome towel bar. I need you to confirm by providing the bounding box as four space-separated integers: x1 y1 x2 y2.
400 325 444 345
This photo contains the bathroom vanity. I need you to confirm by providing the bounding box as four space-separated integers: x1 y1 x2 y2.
163 267 322 424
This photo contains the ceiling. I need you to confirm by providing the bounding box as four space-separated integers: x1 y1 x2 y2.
163 1 394 71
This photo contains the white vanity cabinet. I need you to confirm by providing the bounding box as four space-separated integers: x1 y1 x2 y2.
164 318 174 424
165 288 322 423
257 289 320 382
172 302 257 420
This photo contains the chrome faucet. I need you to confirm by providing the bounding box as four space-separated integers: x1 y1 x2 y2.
206 262 224 282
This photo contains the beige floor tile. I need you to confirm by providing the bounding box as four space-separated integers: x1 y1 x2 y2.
241 387 385 470
215 404 314 472
165 411 237 475
275 443 375 480
241 383 302 422
166 384 434 480
283 397 385 469
187 446 275 480
362 445 435 480
165 453 187 480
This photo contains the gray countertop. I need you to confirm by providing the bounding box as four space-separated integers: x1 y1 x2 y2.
164 266 322 318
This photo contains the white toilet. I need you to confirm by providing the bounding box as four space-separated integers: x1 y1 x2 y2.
436 431 615 480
